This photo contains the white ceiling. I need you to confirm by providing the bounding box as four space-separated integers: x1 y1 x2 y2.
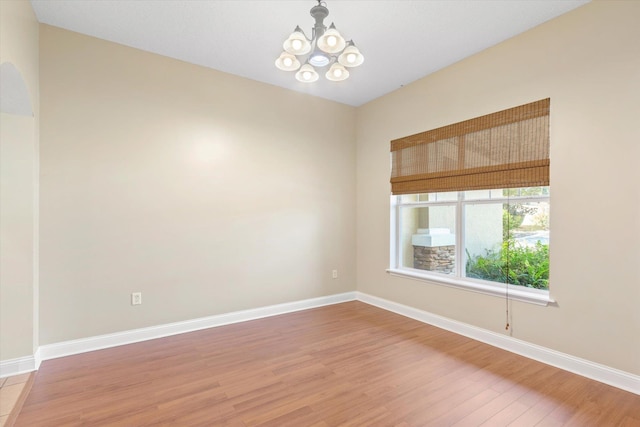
30 0 589 107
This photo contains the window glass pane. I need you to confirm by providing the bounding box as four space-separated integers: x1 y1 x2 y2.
464 202 504 261
399 194 420 203
465 187 549 200
399 192 457 203
464 189 502 200
399 206 456 274
502 187 550 197
508 201 549 245
465 201 549 289
428 191 457 202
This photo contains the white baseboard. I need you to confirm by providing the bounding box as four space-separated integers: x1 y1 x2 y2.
37 292 357 362
4 290 638 396
0 354 37 378
356 291 640 396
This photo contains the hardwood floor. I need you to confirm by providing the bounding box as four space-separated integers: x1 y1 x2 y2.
16 301 640 426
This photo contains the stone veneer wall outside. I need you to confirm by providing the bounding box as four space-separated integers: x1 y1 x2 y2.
413 245 455 274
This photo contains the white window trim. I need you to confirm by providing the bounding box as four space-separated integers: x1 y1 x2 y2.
389 192 554 307
385 268 554 306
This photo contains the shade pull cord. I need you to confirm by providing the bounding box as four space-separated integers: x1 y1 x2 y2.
505 238 510 331
505 184 511 331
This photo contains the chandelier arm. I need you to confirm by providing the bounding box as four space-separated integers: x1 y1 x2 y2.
293 26 312 42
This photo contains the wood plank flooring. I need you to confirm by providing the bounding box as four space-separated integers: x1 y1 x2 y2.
15 301 640 426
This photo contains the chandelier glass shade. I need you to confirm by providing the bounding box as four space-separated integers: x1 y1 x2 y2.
275 1 363 83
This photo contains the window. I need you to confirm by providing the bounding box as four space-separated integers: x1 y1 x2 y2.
391 188 549 296
388 99 551 305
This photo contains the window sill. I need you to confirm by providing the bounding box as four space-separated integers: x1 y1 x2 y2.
386 268 555 306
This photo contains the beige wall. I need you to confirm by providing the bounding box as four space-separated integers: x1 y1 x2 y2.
39 26 356 344
0 0 39 361
356 0 640 375
0 114 36 360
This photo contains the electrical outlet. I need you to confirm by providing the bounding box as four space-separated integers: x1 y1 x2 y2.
131 292 142 305
332 269 338 279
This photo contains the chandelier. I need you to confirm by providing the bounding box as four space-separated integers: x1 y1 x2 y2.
275 0 364 83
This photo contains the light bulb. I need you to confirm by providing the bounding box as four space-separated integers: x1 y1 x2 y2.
303 71 312 80
283 57 293 67
333 68 343 78
292 39 302 50
347 53 357 64
327 35 337 47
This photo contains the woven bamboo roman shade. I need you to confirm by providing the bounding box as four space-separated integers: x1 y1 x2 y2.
390 99 550 195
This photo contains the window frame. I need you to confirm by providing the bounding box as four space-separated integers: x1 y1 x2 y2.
388 189 554 306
